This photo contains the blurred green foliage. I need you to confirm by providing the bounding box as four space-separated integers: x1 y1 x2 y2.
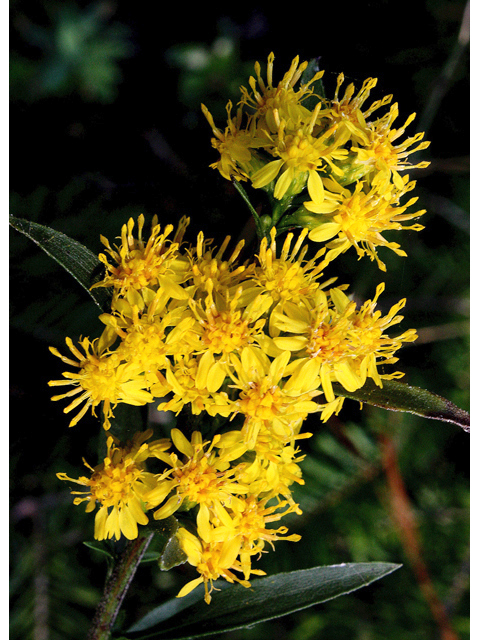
10 1 469 639
10 1 132 102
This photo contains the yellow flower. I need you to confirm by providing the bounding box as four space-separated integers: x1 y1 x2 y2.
271 284 417 412
239 227 328 318
239 436 307 509
325 73 393 146
186 280 267 392
250 103 349 201
349 282 418 386
306 176 426 270
201 101 264 182
187 231 253 299
214 426 309 510
48 336 152 429
176 490 301 603
100 291 196 388
228 347 320 449
156 354 234 416
57 430 169 540
175 493 301 603
351 103 430 191
145 429 247 534
220 496 301 580
239 52 324 134
176 528 257 604
92 214 190 300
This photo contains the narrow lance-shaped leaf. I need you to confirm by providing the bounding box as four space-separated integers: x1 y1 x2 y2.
124 562 401 640
331 378 470 432
10 215 111 311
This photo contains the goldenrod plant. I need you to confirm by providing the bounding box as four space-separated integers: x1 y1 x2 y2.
10 53 469 640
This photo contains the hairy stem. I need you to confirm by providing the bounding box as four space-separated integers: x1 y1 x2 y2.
87 533 154 640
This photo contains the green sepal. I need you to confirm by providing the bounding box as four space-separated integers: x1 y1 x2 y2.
145 516 187 571
332 378 470 432
9 215 111 312
123 562 401 639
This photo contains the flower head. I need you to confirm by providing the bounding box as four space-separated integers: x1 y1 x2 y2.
239 52 324 133
175 493 301 603
351 104 430 191
92 214 190 301
145 429 246 526
305 177 426 270
49 336 152 429
324 73 392 146
57 431 168 540
201 101 263 182
240 227 328 315
271 284 417 416
250 103 349 201
229 347 320 449
176 528 255 604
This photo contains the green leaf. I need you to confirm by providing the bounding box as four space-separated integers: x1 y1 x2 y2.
83 541 115 560
123 562 401 639
9 215 111 312
300 57 326 108
139 552 161 564
331 379 470 432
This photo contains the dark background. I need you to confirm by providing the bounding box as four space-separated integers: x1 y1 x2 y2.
10 1 469 639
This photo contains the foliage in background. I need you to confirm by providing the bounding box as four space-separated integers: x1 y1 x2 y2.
10 1 469 639
10 0 132 102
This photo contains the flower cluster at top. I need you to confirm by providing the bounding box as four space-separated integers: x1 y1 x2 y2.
202 52 430 271
51 53 427 605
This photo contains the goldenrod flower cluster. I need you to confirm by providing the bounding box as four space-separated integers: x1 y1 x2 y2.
202 52 430 271
52 53 427 604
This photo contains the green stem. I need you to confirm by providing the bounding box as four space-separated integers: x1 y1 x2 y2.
87 533 154 640
271 198 293 226
232 180 265 239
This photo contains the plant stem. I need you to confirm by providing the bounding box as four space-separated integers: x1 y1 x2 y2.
87 533 154 640
232 180 265 239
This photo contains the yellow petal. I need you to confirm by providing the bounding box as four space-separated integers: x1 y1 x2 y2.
157 275 189 300
128 495 149 526
273 166 295 200
197 503 212 542
284 358 321 393
196 351 215 389
105 507 121 541
177 576 204 599
94 506 108 540
334 361 362 392
251 159 284 189
307 169 324 204
308 222 342 243
273 335 308 352
171 428 194 457
177 528 203 565
153 494 183 520
329 288 351 313
207 361 226 393
320 364 335 402
269 350 291 382
119 506 139 540
218 537 242 568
